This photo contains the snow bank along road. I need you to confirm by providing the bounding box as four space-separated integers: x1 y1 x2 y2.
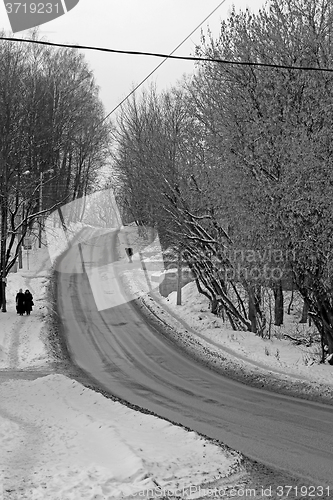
56 228 333 490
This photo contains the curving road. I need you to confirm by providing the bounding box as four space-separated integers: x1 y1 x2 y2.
56 228 333 488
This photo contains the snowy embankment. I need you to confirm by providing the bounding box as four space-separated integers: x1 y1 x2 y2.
0 239 245 499
117 252 333 405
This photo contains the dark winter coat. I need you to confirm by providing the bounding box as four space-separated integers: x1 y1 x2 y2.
24 291 34 314
16 292 25 315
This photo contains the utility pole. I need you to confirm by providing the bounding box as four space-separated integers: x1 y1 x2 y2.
0 152 8 312
18 228 23 269
39 168 54 248
176 247 182 305
0 209 7 312
39 170 43 248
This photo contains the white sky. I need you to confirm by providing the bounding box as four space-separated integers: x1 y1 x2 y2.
0 0 265 118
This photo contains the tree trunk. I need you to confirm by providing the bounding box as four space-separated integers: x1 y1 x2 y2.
299 300 309 324
247 285 265 334
287 281 294 314
248 293 257 333
211 297 219 315
273 281 284 326
247 286 258 333
18 240 22 268
322 308 333 355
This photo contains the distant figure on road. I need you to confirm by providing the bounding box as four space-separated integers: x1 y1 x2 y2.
24 289 34 315
16 289 25 315
125 247 133 263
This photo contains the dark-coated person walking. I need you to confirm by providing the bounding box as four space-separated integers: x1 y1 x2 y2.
16 288 25 315
24 289 34 315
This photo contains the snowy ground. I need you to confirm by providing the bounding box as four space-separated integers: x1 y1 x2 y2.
0 243 245 500
1 223 333 499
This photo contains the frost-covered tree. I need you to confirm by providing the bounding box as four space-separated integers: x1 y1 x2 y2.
0 33 111 310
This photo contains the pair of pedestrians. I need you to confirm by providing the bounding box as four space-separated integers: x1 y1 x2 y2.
16 289 34 316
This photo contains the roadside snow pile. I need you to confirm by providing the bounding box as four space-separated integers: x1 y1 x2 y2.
0 374 241 500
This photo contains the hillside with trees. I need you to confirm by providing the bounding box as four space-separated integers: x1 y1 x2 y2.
111 0 333 364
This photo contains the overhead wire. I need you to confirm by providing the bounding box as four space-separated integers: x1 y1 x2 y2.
1 0 333 124
0 0 228 122
2 35 333 75
101 0 227 121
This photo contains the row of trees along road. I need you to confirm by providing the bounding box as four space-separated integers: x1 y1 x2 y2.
0 31 111 311
112 0 333 364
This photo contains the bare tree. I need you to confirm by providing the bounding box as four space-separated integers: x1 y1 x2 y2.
0 32 111 310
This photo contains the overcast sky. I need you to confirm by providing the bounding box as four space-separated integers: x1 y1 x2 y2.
0 0 266 119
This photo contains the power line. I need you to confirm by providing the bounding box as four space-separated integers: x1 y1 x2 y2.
1 36 333 75
0 2 228 122
102 0 227 120
2 11 333 127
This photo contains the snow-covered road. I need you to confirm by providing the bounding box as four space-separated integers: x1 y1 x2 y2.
0 243 245 499
56 228 333 489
